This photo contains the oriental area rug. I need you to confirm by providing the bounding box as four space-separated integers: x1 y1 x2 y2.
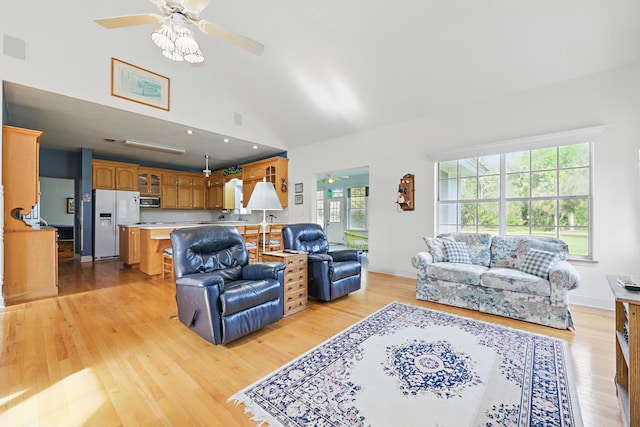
228 301 582 426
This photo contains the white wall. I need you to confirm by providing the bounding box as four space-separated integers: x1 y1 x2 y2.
288 61 640 310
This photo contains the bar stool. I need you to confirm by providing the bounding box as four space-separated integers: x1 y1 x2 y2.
162 247 173 279
264 224 284 251
242 225 261 263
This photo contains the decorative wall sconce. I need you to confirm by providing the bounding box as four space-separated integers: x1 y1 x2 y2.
396 173 415 211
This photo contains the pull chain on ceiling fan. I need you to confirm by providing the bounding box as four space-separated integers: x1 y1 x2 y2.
95 0 264 64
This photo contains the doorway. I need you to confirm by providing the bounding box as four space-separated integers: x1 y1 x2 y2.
316 167 369 246
40 177 75 260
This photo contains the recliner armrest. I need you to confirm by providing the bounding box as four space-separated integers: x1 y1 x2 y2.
308 253 333 263
176 273 225 291
329 249 362 262
242 262 286 280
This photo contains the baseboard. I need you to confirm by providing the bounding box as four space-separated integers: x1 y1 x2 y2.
569 294 614 311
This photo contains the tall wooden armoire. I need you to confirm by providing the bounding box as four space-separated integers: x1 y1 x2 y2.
3 125 58 304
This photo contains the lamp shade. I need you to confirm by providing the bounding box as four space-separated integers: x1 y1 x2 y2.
246 181 283 211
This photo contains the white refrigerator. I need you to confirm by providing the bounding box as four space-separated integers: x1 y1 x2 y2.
94 189 140 260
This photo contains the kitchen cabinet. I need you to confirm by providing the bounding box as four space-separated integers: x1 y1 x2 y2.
243 157 290 207
137 168 161 196
206 171 224 209
177 174 206 209
3 125 58 304
2 125 41 231
93 159 138 190
119 226 140 265
161 173 178 208
4 229 58 304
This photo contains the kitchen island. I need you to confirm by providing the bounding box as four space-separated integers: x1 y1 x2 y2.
134 222 274 276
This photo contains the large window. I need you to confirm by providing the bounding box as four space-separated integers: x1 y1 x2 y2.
438 143 592 258
348 186 368 230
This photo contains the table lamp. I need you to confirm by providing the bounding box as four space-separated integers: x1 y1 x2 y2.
246 178 283 253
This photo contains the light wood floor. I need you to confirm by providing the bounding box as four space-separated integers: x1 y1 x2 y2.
0 260 623 426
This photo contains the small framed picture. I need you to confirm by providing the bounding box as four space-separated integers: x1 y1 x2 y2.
66 198 75 214
295 194 303 205
294 183 303 193
111 57 170 111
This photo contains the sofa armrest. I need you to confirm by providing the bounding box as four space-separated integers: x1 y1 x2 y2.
412 251 433 269
549 260 581 292
242 262 286 280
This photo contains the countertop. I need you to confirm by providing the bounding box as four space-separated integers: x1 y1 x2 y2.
120 222 282 229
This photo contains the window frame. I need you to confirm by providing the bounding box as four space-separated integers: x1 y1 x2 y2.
430 127 604 260
347 186 369 231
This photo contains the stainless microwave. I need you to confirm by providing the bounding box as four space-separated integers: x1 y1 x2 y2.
140 197 161 208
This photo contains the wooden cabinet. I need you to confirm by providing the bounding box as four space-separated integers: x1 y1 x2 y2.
608 275 640 427
243 157 290 207
119 226 140 265
4 229 58 304
206 171 224 209
2 125 59 304
177 174 205 209
2 125 41 231
262 251 307 316
137 168 161 196
161 173 178 208
92 159 138 190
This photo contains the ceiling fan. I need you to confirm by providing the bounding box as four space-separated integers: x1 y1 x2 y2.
321 174 349 184
95 0 264 63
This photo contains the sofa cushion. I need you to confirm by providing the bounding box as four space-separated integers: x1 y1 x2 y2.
437 233 492 266
443 240 471 264
517 248 558 279
515 239 568 267
480 268 551 297
426 263 487 286
490 235 569 268
423 236 451 262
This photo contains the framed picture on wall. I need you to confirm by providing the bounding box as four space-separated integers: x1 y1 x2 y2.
295 194 303 205
294 183 303 193
111 57 170 111
66 198 75 214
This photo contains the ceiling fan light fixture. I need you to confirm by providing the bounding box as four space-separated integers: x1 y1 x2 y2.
184 49 204 63
174 27 199 54
163 49 184 61
151 24 176 51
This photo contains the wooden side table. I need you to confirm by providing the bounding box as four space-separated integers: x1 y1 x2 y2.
262 251 308 316
607 274 640 427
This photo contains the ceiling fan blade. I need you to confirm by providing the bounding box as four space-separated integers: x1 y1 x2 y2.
182 0 212 14
198 21 264 56
95 14 163 29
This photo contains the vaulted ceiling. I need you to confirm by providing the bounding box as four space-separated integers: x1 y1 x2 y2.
4 0 640 170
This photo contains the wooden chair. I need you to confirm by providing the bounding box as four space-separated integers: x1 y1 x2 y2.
242 225 261 263
162 247 173 280
264 224 284 252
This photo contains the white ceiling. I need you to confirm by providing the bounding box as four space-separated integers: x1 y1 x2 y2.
4 0 640 171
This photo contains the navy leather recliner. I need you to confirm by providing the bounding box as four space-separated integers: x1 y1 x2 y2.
170 226 286 345
283 223 362 301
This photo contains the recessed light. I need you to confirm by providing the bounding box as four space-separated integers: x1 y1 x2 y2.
224 138 230 143
253 145 258 149
187 129 194 135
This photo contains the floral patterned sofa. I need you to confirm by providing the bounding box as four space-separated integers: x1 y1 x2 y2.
412 233 580 329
